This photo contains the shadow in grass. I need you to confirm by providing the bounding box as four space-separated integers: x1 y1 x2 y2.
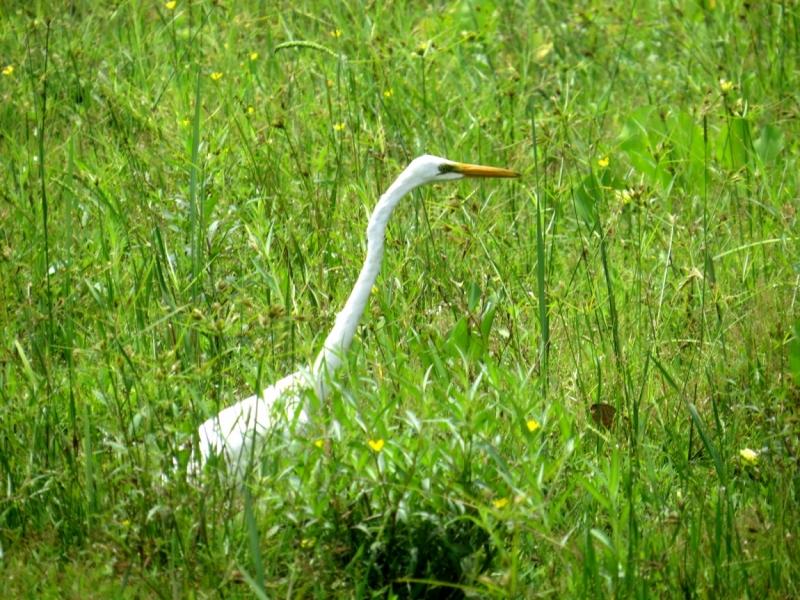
333 506 493 598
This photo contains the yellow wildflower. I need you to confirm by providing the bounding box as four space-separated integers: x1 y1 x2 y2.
368 439 385 452
248 106 254 114
535 42 554 61
615 189 632 205
333 122 345 131
331 30 342 38
210 72 223 81
526 420 539 432
720 79 733 93
739 448 758 465
250 52 258 61
314 439 324 449
165 1 176 9
492 498 508 508
598 156 609 168
2 65 13 76
383 89 393 98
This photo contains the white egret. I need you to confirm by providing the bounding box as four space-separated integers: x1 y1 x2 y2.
195 154 519 476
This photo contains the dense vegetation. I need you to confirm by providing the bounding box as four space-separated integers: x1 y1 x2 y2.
1 0 799 597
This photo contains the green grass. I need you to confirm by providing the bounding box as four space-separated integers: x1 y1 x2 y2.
1 0 799 597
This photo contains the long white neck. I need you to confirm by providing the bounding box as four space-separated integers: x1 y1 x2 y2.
311 167 422 400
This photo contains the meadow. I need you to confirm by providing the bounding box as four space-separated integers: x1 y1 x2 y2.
1 0 799 597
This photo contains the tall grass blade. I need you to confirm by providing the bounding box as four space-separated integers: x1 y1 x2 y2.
34 22 54 346
651 355 726 485
64 133 78 452
83 404 96 531
530 103 549 397
189 67 202 302
243 485 266 594
237 562 272 600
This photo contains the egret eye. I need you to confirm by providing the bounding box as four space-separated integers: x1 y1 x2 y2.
438 163 458 174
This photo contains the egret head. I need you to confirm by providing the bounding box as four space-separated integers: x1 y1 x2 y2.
406 154 520 185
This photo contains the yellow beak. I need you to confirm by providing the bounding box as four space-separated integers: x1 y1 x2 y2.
454 162 520 178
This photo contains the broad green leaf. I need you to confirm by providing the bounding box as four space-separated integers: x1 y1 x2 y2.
665 109 705 184
444 317 469 357
618 106 705 190
481 303 497 341
467 281 482 312
574 173 600 228
574 166 622 229
754 124 784 164
618 105 671 189
716 117 752 170
457 0 498 31
426 340 447 379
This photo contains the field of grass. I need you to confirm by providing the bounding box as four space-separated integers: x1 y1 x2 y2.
2 0 800 597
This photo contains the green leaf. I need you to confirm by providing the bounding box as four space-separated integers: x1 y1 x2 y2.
476 441 513 484
457 0 498 31
467 281 482 313
14 339 38 394
617 106 706 191
716 117 752 170
618 105 671 189
790 317 800 386
665 109 705 184
481 303 497 341
84 404 96 529
754 124 784 164
243 486 266 594
444 317 469 358
574 164 622 230
590 528 615 551
574 173 600 229
426 340 447 378
576 474 612 511
236 562 272 600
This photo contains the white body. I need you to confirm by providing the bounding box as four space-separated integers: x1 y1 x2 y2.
195 371 310 476
193 155 518 476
